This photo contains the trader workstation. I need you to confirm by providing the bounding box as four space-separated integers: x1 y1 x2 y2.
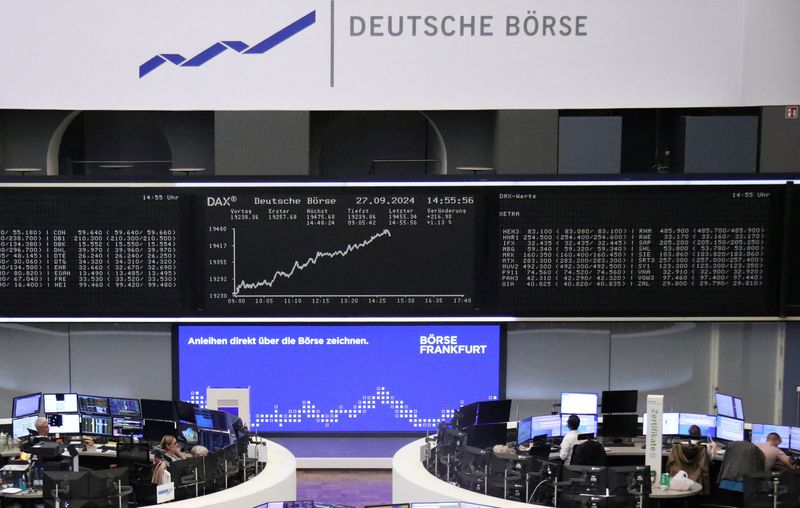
2 1 800 508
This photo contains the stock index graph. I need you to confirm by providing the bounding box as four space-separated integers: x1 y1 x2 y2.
203 190 480 315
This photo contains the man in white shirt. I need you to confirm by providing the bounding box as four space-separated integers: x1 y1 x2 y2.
559 414 582 465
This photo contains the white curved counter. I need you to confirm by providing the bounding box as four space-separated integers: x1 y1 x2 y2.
169 439 296 507
392 438 545 508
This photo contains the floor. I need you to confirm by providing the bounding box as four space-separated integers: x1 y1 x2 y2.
296 469 393 508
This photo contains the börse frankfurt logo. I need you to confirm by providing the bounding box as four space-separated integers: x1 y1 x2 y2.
139 11 315 78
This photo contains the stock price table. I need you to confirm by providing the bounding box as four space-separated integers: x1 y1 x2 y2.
0 190 182 315
203 189 479 315
492 186 784 316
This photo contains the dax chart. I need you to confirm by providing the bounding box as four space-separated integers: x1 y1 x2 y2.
202 190 481 315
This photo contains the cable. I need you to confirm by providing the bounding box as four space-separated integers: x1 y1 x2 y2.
528 478 550 504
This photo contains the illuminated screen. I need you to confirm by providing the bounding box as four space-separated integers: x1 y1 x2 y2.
47 413 81 434
529 414 562 438
716 415 744 441
678 413 717 438
109 398 141 418
43 394 78 414
560 414 598 435
791 427 800 451
715 393 739 419
12 415 39 439
13 393 41 418
178 324 502 432
750 424 790 445
561 393 598 415
643 412 679 435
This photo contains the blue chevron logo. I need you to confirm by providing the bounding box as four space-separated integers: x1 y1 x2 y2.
139 10 316 78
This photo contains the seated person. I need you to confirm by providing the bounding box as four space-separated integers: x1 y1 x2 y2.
559 414 583 465
190 445 208 457
755 432 796 471
34 417 50 438
688 424 717 457
152 435 187 484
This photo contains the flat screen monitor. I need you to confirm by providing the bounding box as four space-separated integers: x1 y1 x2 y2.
109 397 141 418
43 471 90 500
600 390 638 414
43 393 78 414
465 422 508 448
78 395 109 416
144 419 176 443
733 397 744 421
46 413 81 434
141 399 177 421
562 465 608 492
456 402 479 429
643 412 679 435
517 417 532 445
561 393 598 415
89 468 129 498
476 399 512 425
599 414 639 438
194 409 214 429
199 429 233 452
791 427 800 451
175 401 197 423
12 393 42 418
112 417 145 437
716 415 745 442
178 422 199 445
750 423 790 445
80 414 111 436
715 392 743 420
178 324 502 432
529 414 562 439
678 413 717 438
560 414 598 436
12 415 39 439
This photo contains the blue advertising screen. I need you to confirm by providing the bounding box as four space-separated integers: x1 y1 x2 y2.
177 324 502 432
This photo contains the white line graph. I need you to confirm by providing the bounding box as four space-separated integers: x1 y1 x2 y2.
233 228 392 295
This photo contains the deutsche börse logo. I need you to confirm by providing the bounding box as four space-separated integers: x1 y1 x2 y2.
139 11 315 78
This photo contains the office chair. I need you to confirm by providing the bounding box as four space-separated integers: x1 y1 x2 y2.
666 442 711 494
456 445 490 494
528 458 561 506
434 426 464 483
742 470 799 508
571 439 608 467
702 441 766 508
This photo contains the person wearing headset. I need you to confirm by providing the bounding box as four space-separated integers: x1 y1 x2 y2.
151 435 187 484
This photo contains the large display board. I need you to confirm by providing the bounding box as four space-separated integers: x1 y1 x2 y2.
176 324 502 432
0 181 795 318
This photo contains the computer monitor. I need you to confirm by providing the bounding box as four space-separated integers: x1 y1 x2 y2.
475 399 512 425
716 415 744 442
80 415 111 436
12 415 39 439
529 414 562 439
108 397 141 418
561 392 598 415
43 470 90 500
517 417 533 445
715 392 744 420
600 390 638 414
140 399 176 421
562 465 608 492
178 422 199 446
112 417 144 437
176 401 197 424
199 429 233 452
170 455 206 499
791 427 800 451
144 419 176 443
12 393 42 418
607 465 651 498
642 412 679 435
47 413 81 435
88 467 129 499
750 424 791 445
678 413 717 438
465 422 508 448
77 395 109 416
116 443 151 468
43 393 78 414
733 397 744 421
599 414 639 438
560 414 598 436
456 402 479 429
194 409 215 429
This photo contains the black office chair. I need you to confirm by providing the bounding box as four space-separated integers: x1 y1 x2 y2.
742 470 799 508
434 427 464 483
571 439 607 467
456 445 491 494
701 441 766 508
528 458 561 506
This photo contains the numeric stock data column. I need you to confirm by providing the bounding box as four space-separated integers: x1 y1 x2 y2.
0 189 183 316
491 186 784 317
